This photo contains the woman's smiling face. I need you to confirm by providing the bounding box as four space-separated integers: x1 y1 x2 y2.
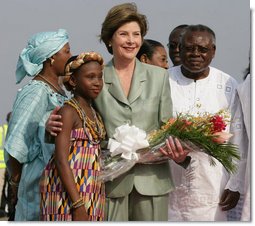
111 21 142 61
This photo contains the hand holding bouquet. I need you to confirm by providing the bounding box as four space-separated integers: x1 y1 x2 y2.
99 110 240 182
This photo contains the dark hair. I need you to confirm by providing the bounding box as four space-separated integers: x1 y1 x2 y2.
100 3 148 54
181 24 216 46
173 24 189 30
6 112 12 123
244 63 250 79
136 39 164 60
168 24 188 41
63 55 78 91
64 55 78 73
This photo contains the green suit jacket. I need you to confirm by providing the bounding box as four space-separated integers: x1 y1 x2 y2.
95 59 174 197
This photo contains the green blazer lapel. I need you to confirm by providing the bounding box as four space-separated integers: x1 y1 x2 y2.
128 59 147 104
104 61 129 106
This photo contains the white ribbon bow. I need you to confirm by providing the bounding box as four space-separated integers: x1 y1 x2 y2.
107 124 149 160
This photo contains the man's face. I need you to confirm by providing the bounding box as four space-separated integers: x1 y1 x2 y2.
168 28 185 66
180 31 215 74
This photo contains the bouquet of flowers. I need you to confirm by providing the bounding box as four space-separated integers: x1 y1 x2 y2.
99 110 240 182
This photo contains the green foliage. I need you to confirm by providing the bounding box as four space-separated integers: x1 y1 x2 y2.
148 114 240 174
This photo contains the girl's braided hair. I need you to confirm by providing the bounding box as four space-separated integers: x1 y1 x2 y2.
63 51 104 91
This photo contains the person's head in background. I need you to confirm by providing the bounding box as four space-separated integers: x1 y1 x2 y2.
136 39 169 69
243 54 250 80
168 24 188 66
6 112 12 123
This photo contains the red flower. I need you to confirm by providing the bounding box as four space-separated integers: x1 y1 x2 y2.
209 115 227 133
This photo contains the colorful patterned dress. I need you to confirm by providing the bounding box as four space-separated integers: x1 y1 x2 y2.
40 102 105 221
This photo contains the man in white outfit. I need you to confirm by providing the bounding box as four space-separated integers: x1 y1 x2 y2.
229 73 250 221
238 74 251 221
168 24 245 221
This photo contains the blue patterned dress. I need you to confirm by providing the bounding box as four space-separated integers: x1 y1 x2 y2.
4 80 67 220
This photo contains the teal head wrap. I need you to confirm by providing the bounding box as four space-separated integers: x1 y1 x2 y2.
15 29 69 84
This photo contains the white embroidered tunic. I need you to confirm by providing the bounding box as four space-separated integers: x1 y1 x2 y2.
168 66 242 221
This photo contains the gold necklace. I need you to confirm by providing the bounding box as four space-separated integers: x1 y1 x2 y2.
37 74 64 95
68 98 105 144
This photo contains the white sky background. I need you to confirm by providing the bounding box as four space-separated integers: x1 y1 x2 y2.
0 0 250 125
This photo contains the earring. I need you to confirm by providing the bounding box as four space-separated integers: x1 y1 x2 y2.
50 58 55 66
140 54 148 63
108 43 112 47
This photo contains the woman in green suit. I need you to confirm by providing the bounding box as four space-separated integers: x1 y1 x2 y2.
96 3 189 221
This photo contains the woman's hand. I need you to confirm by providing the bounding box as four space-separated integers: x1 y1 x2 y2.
46 106 63 136
72 206 90 221
159 136 191 163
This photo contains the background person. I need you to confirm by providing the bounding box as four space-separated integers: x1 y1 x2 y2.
136 39 169 69
167 24 188 66
227 66 250 221
4 29 71 220
238 73 250 221
0 112 11 218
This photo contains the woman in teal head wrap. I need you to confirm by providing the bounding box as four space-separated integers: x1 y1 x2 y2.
4 29 72 221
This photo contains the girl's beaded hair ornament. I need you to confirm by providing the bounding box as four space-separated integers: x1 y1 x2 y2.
63 51 104 91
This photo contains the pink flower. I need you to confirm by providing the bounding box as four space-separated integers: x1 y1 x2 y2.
212 131 233 144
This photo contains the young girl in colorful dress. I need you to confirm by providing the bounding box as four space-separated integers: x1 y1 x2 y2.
40 52 106 221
